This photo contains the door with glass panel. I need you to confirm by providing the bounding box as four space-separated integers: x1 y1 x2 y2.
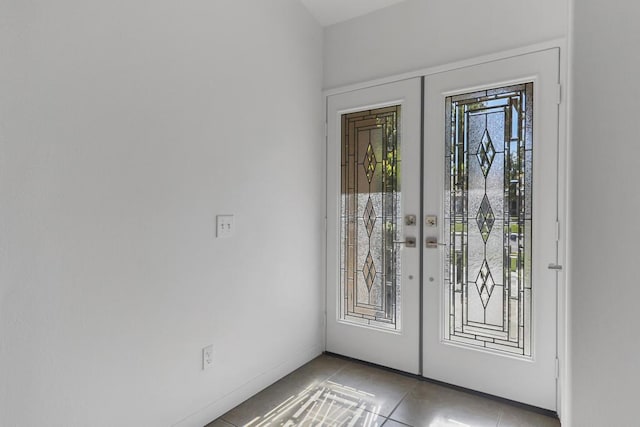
423 49 559 410
326 78 421 374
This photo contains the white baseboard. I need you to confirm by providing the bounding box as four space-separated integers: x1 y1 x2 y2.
173 344 323 427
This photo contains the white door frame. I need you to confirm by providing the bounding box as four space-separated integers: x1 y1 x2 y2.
323 40 569 419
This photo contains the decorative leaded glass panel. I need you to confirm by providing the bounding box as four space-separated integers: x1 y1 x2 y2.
340 106 401 331
444 83 533 356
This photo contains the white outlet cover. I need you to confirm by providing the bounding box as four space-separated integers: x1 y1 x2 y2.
202 345 214 370
216 215 234 238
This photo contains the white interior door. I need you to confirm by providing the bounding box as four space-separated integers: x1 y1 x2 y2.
423 49 560 410
326 78 421 374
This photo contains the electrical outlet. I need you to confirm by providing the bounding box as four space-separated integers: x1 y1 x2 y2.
202 345 214 370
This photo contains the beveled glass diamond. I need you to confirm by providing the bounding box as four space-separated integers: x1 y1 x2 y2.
363 197 376 237
363 143 377 183
475 260 495 308
476 195 495 242
363 252 376 292
476 129 496 177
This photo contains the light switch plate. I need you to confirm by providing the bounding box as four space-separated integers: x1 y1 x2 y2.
216 215 234 238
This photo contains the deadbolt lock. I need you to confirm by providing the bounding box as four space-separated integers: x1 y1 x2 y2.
405 215 417 226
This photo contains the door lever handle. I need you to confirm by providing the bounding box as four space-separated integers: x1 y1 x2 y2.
548 263 563 270
425 237 446 248
393 237 416 248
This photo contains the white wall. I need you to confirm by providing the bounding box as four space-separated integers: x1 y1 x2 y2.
323 0 569 89
0 1 324 426
570 2 640 425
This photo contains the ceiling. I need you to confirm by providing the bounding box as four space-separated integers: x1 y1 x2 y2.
299 0 407 26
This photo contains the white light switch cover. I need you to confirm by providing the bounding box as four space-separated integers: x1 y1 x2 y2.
216 215 234 238
216 215 234 237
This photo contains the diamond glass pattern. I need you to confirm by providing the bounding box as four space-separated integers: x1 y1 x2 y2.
363 197 376 237
363 252 376 292
475 260 495 308
444 83 534 357
476 129 496 177
340 106 402 331
476 194 495 242
364 143 377 183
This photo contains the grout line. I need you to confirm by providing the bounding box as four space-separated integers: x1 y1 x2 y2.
218 418 239 427
383 417 412 427
323 355 352 382
219 416 239 427
385 377 419 422
386 390 410 423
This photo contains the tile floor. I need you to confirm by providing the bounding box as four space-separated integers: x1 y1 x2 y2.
205 354 560 427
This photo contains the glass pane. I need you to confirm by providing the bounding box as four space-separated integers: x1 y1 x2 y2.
443 83 533 357
340 105 402 331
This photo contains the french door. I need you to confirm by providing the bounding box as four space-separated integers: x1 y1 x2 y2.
326 78 422 374
326 49 560 410
423 49 559 410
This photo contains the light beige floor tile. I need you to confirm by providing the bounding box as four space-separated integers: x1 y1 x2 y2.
208 355 560 427
221 379 310 426
326 360 419 417
227 380 388 426
203 418 235 427
389 381 501 427
497 403 560 427
279 354 349 387
382 419 412 427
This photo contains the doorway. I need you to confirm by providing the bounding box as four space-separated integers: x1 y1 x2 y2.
326 49 560 410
